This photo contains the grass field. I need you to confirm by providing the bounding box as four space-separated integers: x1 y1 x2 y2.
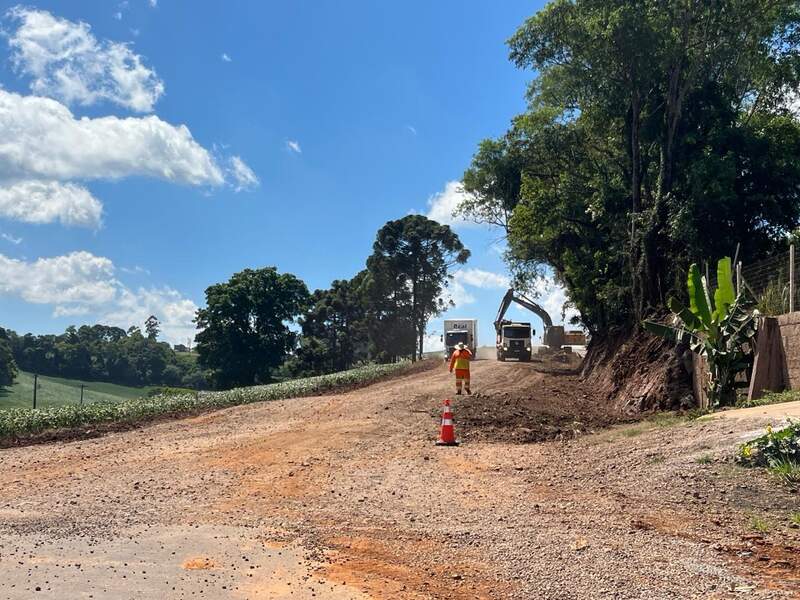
0 371 155 410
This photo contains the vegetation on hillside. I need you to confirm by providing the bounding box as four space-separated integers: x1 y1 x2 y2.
2 322 204 389
459 0 800 336
0 362 413 441
0 371 156 410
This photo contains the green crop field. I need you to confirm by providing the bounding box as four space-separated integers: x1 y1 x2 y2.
0 371 155 410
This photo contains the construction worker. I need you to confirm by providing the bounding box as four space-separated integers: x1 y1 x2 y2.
448 342 472 395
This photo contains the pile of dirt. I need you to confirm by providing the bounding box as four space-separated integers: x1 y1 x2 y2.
581 327 694 414
449 370 617 444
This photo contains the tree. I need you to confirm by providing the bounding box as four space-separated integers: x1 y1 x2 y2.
292 273 369 376
0 328 17 387
366 215 470 361
145 315 161 340
461 0 800 335
195 267 309 388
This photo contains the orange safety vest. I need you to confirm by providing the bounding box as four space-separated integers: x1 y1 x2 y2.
449 349 472 371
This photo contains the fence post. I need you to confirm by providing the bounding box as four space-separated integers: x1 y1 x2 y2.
791 244 795 314
80 384 85 406
33 373 38 409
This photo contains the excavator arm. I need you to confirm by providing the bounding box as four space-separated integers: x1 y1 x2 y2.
494 288 553 332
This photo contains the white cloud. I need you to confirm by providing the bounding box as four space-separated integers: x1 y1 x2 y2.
0 180 103 228
0 89 225 185
221 53 232 62
454 268 509 290
441 268 509 309
426 181 475 228
229 156 259 191
113 11 123 20
513 276 581 326
6 7 165 112
0 250 198 344
1 232 22 245
104 286 198 344
0 251 118 306
286 140 301 154
149 0 157 7
406 125 417 135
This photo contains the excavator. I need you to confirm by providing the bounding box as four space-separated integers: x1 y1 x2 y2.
493 288 565 361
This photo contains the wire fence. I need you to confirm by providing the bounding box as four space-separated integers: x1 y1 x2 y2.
735 246 797 315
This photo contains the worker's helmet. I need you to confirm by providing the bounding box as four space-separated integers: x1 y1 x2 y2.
456 342 466 350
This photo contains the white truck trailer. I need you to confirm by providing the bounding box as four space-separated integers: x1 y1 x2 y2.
442 319 478 359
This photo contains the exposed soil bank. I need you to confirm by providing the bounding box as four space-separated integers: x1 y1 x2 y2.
582 327 694 413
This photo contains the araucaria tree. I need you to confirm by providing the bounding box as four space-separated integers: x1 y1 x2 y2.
195 267 309 388
367 215 470 361
461 0 800 336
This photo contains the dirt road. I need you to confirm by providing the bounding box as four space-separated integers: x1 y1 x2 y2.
0 360 798 599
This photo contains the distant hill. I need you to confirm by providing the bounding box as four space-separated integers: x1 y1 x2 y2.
0 371 156 410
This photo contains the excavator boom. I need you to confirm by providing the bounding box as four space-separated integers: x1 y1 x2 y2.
494 288 553 332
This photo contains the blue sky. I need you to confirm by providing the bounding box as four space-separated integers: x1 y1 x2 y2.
0 0 573 348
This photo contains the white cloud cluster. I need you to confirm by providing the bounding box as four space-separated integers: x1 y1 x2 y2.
0 9 259 229
0 250 198 344
444 268 510 308
221 52 232 63
0 88 257 227
0 180 103 228
0 251 117 306
0 90 224 185
286 140 302 154
426 181 474 228
6 6 164 113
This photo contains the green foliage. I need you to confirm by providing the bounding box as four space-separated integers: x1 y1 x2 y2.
644 258 758 407
144 315 160 340
0 328 17 388
768 458 800 485
736 389 800 409
749 515 771 534
695 454 714 465
290 273 370 377
461 0 800 334
757 276 789 317
4 324 196 388
738 421 800 478
195 267 309 389
0 362 412 440
366 215 470 361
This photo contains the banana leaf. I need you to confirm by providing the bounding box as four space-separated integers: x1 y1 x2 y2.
687 263 712 328
713 257 735 321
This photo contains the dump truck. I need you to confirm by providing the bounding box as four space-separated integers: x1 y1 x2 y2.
494 288 565 359
496 320 534 362
442 319 478 359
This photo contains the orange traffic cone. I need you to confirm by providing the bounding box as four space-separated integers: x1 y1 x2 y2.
435 398 459 446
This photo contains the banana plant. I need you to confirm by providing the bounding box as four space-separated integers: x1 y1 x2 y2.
643 257 759 408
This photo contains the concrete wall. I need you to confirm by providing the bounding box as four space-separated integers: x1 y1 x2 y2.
777 312 800 389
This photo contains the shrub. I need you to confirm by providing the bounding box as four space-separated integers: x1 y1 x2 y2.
737 421 800 485
0 362 411 441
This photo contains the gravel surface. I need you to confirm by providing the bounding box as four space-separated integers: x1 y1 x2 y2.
0 359 798 599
